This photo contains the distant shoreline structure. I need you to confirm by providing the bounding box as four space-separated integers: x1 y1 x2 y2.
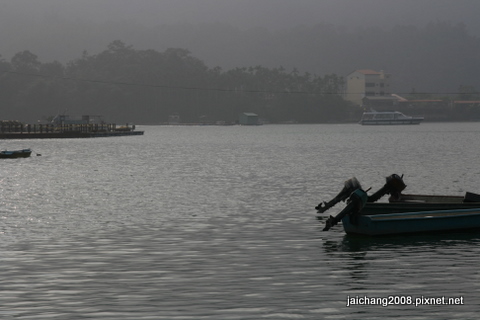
0 119 143 139
0 130 144 139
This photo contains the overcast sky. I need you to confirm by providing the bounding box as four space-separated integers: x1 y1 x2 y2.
1 0 479 67
2 0 479 31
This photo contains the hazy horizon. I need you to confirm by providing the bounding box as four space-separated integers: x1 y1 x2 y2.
2 0 478 31
1 0 479 63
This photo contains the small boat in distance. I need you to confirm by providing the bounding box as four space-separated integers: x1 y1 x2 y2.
0 148 32 158
359 110 424 125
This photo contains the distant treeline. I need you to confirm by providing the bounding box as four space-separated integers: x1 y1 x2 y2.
3 19 480 94
2 18 480 125
0 41 357 124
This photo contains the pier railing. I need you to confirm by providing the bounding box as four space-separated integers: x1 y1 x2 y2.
0 122 142 139
0 123 120 134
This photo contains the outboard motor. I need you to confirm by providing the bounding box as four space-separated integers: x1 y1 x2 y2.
367 174 407 202
464 192 480 202
315 177 362 213
323 188 368 231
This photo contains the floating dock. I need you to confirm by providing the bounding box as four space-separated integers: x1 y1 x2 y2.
0 123 144 139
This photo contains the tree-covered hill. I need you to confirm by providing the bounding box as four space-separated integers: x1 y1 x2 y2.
0 41 355 124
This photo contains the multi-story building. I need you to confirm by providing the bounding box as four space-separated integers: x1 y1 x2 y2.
344 69 392 106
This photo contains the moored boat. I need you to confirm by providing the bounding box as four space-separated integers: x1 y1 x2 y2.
0 148 32 158
342 208 480 236
315 174 480 215
321 188 480 236
359 110 424 125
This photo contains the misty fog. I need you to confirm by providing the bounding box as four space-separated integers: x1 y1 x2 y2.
1 0 479 63
1 0 480 124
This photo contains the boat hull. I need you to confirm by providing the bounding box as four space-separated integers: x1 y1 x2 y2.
342 208 480 236
0 148 32 158
360 119 423 125
362 202 480 215
359 111 424 125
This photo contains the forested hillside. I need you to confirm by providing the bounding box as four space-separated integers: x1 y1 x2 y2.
2 17 479 94
152 21 479 94
0 41 354 124
1 19 479 124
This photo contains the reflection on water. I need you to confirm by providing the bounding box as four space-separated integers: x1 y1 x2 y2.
325 230 480 253
1 124 480 319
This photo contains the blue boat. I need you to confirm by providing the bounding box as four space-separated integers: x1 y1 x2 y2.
342 208 480 236
0 148 32 158
321 189 480 236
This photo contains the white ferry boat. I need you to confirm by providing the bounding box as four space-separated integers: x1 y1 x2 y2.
359 111 424 125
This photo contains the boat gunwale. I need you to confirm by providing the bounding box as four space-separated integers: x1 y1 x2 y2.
366 208 480 221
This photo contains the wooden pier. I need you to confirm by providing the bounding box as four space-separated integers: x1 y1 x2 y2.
0 122 144 139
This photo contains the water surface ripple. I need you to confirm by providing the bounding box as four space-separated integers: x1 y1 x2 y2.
1 123 479 319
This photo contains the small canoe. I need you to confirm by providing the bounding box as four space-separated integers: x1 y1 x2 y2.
0 148 32 158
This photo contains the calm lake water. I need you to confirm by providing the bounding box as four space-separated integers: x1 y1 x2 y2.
1 123 480 319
